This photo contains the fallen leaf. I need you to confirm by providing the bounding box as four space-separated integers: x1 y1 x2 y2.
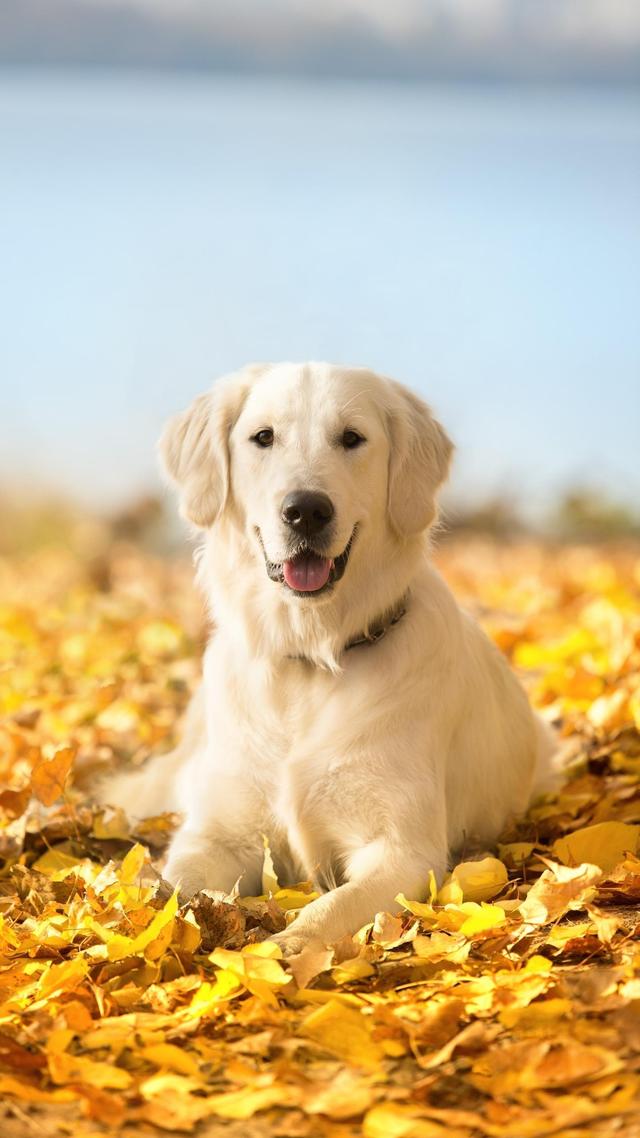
519 859 603 926
439 857 508 904
300 999 384 1070
31 745 75 806
552 820 639 872
49 1051 133 1090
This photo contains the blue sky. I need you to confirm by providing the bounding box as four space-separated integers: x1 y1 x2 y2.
1 73 638 517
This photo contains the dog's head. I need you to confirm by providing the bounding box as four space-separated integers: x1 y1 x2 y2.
160 362 452 615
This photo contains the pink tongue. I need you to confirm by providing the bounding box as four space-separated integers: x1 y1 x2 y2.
283 554 332 592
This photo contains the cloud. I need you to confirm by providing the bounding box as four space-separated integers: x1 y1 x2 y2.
1 0 639 81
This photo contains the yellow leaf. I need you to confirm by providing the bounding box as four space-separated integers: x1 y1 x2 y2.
119 842 149 884
436 875 464 905
173 911 202 955
498 842 536 865
545 920 594 948
413 931 471 965
0 1075 76 1105
364 1103 460 1137
332 956 376 984
31 745 74 805
524 954 553 973
396 872 438 918
142 1043 200 1077
92 806 131 840
441 857 508 903
32 846 85 875
49 1051 133 1090
37 957 88 1000
552 821 639 872
209 945 291 1006
243 939 283 958
459 902 507 937
272 886 319 910
207 1084 298 1119
500 997 573 1029
45 1028 75 1055
300 999 383 1070
181 972 242 1023
396 893 436 920
83 1015 151 1053
96 888 179 961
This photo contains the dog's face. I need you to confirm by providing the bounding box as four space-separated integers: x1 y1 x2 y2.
230 365 392 599
161 362 452 606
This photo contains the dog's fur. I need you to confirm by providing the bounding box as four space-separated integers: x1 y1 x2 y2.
100 362 556 952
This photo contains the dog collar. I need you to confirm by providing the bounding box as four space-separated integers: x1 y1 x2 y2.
286 593 409 664
344 593 409 651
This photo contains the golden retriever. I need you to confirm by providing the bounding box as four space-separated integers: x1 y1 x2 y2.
100 361 556 953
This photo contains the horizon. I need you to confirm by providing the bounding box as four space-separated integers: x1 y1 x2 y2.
1 72 638 519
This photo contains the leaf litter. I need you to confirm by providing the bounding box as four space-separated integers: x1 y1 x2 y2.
1 537 640 1137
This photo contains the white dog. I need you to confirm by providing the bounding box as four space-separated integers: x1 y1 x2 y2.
101 362 555 953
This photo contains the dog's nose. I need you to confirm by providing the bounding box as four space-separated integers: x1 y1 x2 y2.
281 491 334 537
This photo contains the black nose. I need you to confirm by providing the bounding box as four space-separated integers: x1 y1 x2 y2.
281 491 334 537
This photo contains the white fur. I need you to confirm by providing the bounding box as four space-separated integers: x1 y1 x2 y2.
99 362 556 952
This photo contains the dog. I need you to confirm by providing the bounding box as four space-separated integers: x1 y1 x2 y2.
99 361 556 953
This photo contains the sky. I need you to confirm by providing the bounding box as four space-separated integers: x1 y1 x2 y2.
1 0 640 84
1 72 638 519
1 6 638 518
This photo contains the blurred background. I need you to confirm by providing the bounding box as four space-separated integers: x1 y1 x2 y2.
1 0 639 550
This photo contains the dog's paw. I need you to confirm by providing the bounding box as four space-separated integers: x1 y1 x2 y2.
270 929 327 958
163 854 210 899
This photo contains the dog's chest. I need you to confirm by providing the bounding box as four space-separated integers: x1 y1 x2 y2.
251 661 336 762
231 654 356 806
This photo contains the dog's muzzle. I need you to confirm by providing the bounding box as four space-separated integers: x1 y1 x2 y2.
257 528 356 597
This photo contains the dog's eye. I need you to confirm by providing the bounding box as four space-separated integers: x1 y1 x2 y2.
251 429 274 448
342 429 366 450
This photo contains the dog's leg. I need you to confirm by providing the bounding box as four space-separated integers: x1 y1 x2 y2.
272 834 447 955
163 824 263 898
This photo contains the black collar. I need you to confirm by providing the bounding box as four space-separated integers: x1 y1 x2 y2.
287 593 409 663
344 593 409 651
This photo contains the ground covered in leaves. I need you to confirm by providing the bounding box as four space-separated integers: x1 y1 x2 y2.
1 536 640 1138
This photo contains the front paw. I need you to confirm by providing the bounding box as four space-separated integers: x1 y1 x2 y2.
163 853 209 899
270 929 328 958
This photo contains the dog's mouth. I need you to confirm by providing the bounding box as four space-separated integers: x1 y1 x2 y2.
257 529 356 597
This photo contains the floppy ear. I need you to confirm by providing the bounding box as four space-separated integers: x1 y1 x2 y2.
159 374 247 528
387 382 453 536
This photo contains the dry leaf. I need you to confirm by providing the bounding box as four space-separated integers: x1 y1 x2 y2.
2 532 640 1135
300 999 384 1069
31 745 75 806
552 820 639 872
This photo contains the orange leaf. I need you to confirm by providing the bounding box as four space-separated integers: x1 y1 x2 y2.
31 746 75 806
0 785 31 818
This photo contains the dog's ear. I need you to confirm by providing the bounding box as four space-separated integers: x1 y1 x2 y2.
387 382 453 536
159 374 247 528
